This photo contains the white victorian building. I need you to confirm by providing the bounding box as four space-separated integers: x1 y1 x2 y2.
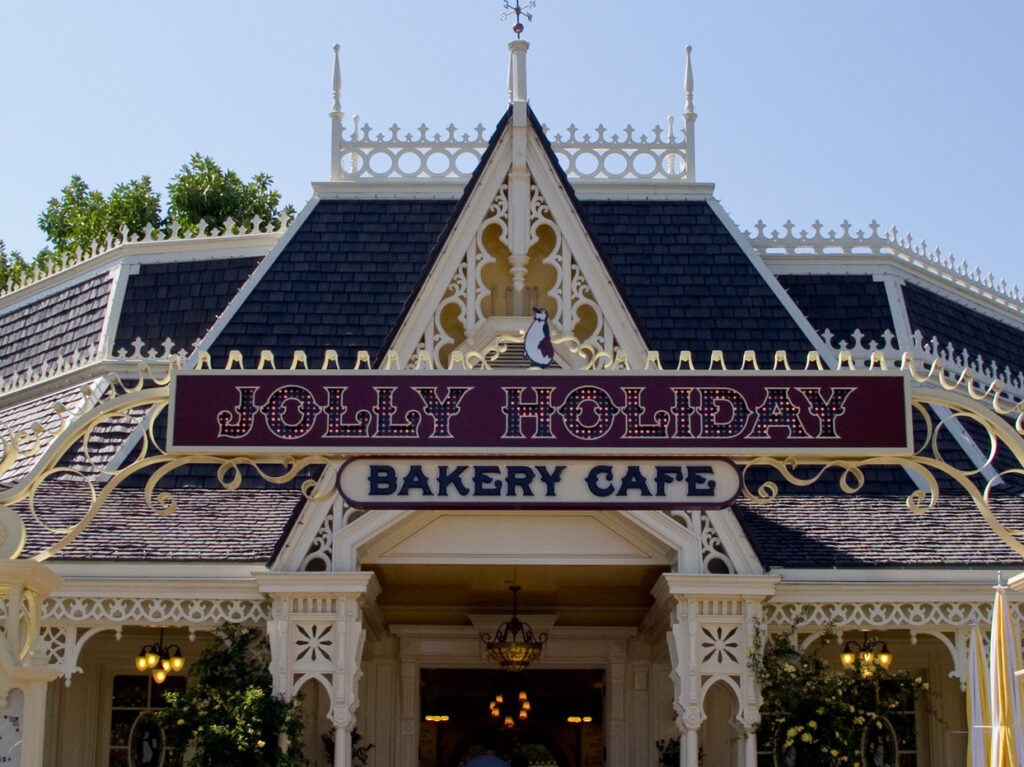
0 34 1022 767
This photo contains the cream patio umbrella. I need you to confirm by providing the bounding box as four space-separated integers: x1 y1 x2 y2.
989 580 1024 767
969 622 990 767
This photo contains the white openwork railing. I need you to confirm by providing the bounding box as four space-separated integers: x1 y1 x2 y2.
0 214 291 300
814 328 1024 401
748 219 1024 317
333 118 692 182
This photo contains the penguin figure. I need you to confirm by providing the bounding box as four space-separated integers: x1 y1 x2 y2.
524 307 554 368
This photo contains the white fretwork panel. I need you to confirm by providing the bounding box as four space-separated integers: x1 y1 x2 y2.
698 623 743 672
268 595 367 729
300 496 370 572
698 512 735 574
765 601 1023 629
41 596 269 626
38 596 269 683
334 119 692 182
410 178 622 367
292 621 336 669
537 181 617 358
412 183 504 367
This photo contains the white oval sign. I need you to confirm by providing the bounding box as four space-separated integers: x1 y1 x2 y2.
337 457 740 510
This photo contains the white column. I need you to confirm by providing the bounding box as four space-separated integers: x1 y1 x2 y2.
330 595 368 767
0 562 62 767
666 597 705 766
257 572 381 767
398 656 420 765
607 641 627 765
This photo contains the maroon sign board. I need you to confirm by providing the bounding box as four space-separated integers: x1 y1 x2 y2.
168 369 911 457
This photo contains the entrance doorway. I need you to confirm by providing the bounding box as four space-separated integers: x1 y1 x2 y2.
419 668 605 767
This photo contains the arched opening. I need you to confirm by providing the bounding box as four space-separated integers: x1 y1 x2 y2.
700 679 741 767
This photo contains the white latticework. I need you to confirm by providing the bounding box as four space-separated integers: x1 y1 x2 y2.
38 595 270 683
763 600 1020 629
335 120 692 183
749 219 1024 320
42 596 269 625
412 177 620 367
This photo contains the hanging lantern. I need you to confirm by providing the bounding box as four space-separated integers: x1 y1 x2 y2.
481 586 547 672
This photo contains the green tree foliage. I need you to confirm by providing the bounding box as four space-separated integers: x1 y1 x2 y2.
38 175 160 258
157 625 306 767
167 154 294 234
751 624 926 766
28 156 291 266
0 240 28 286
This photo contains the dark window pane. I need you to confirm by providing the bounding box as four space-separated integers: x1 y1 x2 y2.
112 676 148 708
110 710 139 747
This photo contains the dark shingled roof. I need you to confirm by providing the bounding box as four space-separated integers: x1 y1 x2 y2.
903 281 1024 376
19 483 303 561
114 257 261 354
777 274 894 343
578 200 814 365
734 495 1024 568
208 199 459 367
0 272 112 380
0 384 95 487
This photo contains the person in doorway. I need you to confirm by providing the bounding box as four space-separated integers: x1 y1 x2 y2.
465 736 511 767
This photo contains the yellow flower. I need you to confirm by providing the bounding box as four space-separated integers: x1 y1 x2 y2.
808 720 817 729
801 732 813 743
257 740 265 748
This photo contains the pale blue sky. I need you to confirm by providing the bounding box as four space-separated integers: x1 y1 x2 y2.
2 1 1023 287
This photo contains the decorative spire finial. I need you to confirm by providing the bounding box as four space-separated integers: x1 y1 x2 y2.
683 45 697 182
684 45 695 118
501 1 536 39
330 44 344 181
332 44 342 116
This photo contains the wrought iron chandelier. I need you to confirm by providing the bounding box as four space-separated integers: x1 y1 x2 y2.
488 689 532 728
839 631 892 677
482 585 547 672
134 628 186 684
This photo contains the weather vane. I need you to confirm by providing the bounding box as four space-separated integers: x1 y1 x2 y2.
501 1 536 38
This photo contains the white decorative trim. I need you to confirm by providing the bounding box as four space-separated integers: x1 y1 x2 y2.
41 595 269 626
813 326 1024 400
763 600 1017 628
0 216 289 303
37 592 270 683
332 119 695 183
750 219 1024 324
